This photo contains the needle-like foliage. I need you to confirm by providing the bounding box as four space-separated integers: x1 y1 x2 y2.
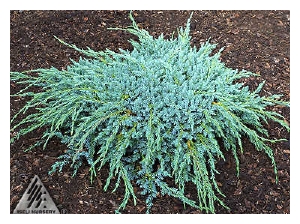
10 12 289 213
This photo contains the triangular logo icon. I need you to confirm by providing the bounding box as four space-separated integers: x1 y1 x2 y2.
13 175 60 214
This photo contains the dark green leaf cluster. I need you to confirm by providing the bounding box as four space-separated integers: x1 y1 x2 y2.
10 12 289 213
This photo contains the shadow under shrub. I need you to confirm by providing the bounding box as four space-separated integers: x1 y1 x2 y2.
10 12 289 213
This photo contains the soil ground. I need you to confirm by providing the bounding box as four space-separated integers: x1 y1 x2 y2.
10 10 290 214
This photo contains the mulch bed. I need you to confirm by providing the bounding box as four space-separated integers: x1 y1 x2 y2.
10 10 290 214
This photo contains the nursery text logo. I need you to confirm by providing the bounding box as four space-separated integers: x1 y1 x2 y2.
13 175 60 214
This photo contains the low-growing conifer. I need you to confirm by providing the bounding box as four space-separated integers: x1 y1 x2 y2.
11 12 289 213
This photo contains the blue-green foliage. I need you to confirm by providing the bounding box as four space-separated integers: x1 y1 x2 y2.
11 12 289 213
